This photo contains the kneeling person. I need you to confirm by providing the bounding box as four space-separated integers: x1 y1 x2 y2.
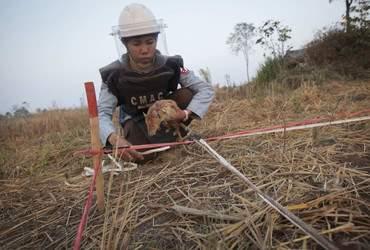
98 3 214 161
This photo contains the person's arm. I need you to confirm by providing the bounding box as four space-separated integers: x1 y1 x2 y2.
179 69 215 119
98 82 118 145
98 83 144 161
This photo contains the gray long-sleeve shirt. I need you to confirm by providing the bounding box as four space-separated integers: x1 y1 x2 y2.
98 68 214 145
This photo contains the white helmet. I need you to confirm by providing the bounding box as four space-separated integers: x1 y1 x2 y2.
116 3 160 38
111 3 169 58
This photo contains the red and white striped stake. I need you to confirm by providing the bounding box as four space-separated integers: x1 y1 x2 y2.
73 82 105 250
84 81 104 209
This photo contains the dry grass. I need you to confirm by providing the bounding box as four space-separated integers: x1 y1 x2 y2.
1 80 370 249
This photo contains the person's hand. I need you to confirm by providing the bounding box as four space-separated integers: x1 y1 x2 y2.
108 133 144 161
170 109 191 123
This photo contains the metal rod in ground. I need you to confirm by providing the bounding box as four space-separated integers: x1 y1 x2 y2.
195 138 339 250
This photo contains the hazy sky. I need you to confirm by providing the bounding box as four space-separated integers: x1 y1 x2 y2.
0 0 344 113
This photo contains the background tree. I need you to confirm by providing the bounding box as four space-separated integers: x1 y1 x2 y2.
199 67 212 84
351 0 370 31
11 102 31 117
329 0 356 32
256 20 292 59
22 101 30 110
13 107 30 117
225 74 232 87
227 22 256 82
51 100 58 109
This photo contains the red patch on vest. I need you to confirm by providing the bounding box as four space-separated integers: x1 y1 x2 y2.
180 67 190 75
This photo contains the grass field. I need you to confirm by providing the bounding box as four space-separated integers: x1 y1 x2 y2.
1 80 370 249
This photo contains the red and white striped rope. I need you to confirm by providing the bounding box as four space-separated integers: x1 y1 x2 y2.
74 108 370 156
73 108 370 248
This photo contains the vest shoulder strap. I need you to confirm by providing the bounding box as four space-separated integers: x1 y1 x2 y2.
99 60 122 84
166 55 184 68
99 60 123 103
165 55 183 92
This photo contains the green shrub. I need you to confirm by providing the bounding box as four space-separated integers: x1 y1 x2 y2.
305 27 370 78
254 57 282 84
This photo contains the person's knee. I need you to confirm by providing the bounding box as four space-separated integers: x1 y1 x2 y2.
122 119 150 145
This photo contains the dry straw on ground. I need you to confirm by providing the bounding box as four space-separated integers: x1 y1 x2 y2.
0 80 369 249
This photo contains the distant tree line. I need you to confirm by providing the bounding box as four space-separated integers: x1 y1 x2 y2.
226 20 292 83
0 102 49 120
225 0 369 83
0 102 31 119
0 96 88 119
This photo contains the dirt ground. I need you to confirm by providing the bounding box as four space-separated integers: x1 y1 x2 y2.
1 80 370 249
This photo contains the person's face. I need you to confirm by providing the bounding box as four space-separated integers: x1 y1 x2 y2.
124 35 157 65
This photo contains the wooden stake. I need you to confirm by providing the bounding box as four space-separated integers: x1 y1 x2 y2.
85 81 105 210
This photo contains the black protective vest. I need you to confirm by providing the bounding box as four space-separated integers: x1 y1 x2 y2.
99 54 183 117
